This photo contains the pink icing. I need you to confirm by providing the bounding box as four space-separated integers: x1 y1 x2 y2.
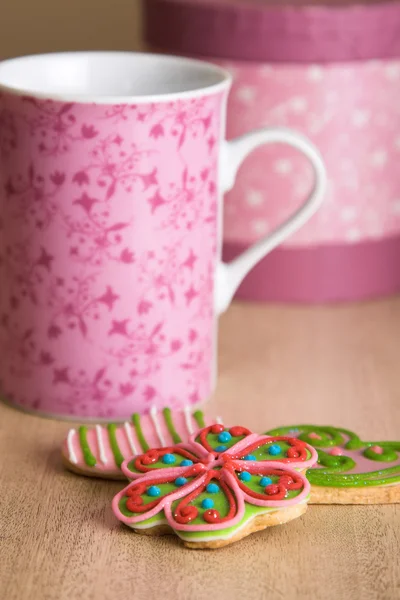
371 446 383 454
312 438 400 474
308 433 322 440
329 447 343 456
370 445 384 454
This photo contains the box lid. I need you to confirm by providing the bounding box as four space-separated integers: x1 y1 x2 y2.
143 0 400 62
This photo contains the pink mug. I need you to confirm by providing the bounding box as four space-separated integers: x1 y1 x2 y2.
0 52 326 419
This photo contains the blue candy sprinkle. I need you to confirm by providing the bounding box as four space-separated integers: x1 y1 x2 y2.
180 459 193 467
217 431 232 443
201 498 214 509
162 453 176 464
215 445 227 452
260 476 273 487
147 485 161 497
244 454 256 461
268 444 281 456
239 471 251 482
174 477 187 487
206 483 220 494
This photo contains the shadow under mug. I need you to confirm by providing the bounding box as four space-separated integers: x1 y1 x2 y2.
0 52 327 419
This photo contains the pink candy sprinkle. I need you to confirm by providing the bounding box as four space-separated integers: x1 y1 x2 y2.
309 433 322 440
370 445 384 455
330 447 343 456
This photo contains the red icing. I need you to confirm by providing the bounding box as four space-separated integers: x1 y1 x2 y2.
125 464 204 513
214 479 237 523
125 482 160 513
265 484 281 496
174 505 198 524
229 426 251 437
141 449 160 465
173 470 237 525
203 509 219 523
211 424 225 434
234 465 304 501
232 436 308 463
278 474 303 490
190 463 207 475
287 448 300 459
133 446 200 473
199 426 218 452
198 424 252 454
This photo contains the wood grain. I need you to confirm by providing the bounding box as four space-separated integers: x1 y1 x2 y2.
1 300 400 600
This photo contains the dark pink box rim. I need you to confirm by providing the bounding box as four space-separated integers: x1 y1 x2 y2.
143 0 400 63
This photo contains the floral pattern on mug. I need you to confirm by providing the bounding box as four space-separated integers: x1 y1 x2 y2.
0 90 226 418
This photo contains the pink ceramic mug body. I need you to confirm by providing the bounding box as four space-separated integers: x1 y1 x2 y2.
0 52 326 419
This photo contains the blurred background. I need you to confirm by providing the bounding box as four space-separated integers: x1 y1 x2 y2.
0 0 142 58
2 0 400 306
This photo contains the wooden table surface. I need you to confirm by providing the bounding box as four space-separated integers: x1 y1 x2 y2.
1 300 399 600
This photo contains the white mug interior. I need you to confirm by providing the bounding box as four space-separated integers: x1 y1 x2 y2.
0 51 230 102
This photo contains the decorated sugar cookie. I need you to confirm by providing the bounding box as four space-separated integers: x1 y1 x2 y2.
62 407 215 480
112 423 318 548
265 425 400 504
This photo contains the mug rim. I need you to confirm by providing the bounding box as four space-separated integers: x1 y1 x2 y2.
0 51 232 104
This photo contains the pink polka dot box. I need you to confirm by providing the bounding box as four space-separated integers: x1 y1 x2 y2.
145 0 400 302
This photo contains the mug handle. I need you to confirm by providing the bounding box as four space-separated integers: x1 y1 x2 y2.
215 127 327 313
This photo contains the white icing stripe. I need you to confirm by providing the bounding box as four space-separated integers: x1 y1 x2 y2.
124 421 138 456
150 406 166 446
183 405 194 435
216 416 223 424
67 429 78 464
95 424 107 465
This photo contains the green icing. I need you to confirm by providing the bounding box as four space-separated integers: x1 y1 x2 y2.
119 492 302 542
236 472 302 501
265 424 400 488
307 466 400 487
118 471 305 542
107 424 124 468
78 426 96 467
132 413 149 451
312 449 356 473
193 410 206 429
178 502 278 541
170 483 230 526
126 449 193 476
363 445 399 462
162 407 182 444
119 478 195 517
238 440 312 462
126 458 138 474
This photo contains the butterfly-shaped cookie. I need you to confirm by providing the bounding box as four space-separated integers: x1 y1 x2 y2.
112 423 318 548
